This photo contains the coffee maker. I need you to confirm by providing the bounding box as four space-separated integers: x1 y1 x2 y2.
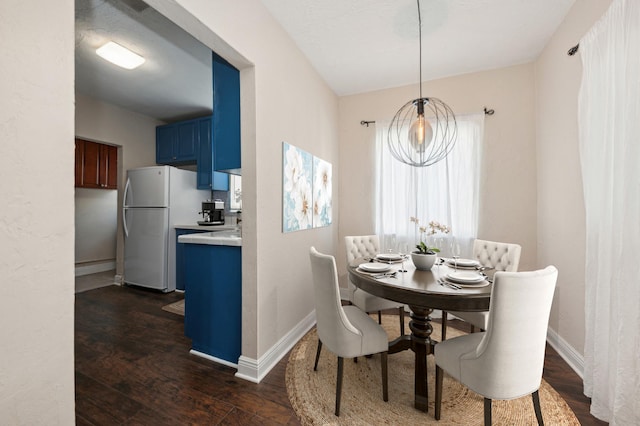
198 199 225 225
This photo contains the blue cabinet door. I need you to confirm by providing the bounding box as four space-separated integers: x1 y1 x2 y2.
175 120 198 162
156 119 199 165
196 116 230 191
212 53 241 173
156 125 176 164
196 117 212 189
175 228 211 293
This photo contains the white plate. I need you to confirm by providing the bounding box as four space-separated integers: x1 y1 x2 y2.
446 271 485 284
376 253 403 261
446 258 480 268
445 277 490 288
358 262 391 273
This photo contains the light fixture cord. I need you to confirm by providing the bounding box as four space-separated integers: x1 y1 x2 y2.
417 0 422 100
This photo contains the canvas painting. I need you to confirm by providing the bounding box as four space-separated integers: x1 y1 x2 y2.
282 142 313 232
312 156 332 228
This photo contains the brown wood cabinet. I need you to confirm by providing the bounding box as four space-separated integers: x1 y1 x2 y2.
75 138 117 189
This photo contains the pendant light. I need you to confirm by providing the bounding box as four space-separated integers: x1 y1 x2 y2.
388 0 457 167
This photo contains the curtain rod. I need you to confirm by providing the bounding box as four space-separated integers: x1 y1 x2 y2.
360 106 495 126
568 43 579 56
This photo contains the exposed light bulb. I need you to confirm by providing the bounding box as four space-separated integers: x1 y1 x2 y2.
408 113 433 153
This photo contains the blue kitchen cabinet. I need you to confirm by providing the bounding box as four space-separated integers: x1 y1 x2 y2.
183 244 241 364
156 119 198 164
196 116 230 191
212 52 241 174
175 228 210 292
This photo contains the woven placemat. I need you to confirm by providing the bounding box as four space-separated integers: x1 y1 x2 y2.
286 314 579 425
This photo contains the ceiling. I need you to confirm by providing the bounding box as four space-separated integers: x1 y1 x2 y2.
75 0 575 122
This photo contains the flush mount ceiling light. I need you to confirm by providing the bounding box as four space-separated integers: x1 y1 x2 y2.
96 41 145 70
388 0 457 167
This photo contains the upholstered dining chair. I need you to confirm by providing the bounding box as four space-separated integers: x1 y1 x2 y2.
441 239 521 339
309 247 389 416
345 235 405 335
434 266 558 425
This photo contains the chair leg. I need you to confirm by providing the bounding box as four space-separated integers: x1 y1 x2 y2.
435 365 443 420
532 390 544 425
441 311 448 341
399 307 405 335
335 357 344 416
314 339 322 371
381 351 389 402
484 398 492 426
378 310 382 324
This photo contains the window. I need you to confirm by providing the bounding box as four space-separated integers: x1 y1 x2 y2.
374 113 484 256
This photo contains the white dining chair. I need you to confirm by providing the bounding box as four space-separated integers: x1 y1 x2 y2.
441 239 521 339
309 247 389 416
345 235 405 335
434 266 558 425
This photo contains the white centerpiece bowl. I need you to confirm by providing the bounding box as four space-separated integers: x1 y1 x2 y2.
411 252 437 271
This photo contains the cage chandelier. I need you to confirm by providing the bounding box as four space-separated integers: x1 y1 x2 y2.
388 0 457 167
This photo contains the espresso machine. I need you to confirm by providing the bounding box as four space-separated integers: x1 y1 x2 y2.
198 199 225 225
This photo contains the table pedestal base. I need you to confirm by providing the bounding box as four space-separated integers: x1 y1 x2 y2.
388 306 436 412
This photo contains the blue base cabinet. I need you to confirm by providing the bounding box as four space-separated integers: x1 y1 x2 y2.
175 229 211 291
183 244 241 364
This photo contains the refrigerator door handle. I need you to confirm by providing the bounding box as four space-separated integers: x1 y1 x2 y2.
123 178 131 238
123 177 132 207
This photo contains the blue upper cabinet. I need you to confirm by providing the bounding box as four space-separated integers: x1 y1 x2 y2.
196 116 229 191
212 53 241 174
156 119 198 165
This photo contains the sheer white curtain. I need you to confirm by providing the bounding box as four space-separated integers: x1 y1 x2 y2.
374 113 483 257
579 0 640 424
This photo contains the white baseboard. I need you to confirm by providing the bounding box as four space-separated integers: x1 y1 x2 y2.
235 310 317 383
546 326 584 379
189 349 238 369
75 261 116 277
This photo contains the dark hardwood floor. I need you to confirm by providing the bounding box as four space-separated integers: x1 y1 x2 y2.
75 285 606 425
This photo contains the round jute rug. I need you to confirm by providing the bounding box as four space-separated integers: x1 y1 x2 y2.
286 314 580 425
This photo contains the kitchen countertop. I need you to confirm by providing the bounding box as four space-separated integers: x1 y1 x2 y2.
174 224 238 231
178 229 242 247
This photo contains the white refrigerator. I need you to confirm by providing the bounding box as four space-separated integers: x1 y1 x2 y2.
123 166 209 292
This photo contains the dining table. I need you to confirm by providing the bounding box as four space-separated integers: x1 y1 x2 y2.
348 256 493 413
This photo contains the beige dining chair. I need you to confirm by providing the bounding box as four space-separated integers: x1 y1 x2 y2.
345 235 405 335
441 239 521 340
309 247 389 416
434 266 558 425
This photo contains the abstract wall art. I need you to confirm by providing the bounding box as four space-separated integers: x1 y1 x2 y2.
312 156 332 228
282 142 332 232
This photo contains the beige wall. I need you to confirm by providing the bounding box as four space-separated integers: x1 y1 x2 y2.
0 0 76 423
337 64 538 286
75 94 162 278
145 0 340 359
535 0 612 358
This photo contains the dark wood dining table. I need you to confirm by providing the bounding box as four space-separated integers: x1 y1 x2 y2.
348 257 492 413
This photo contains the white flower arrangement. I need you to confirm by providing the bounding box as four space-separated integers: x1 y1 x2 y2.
410 217 451 254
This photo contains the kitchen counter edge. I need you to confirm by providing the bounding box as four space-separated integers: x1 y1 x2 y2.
177 230 242 247
174 224 238 231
